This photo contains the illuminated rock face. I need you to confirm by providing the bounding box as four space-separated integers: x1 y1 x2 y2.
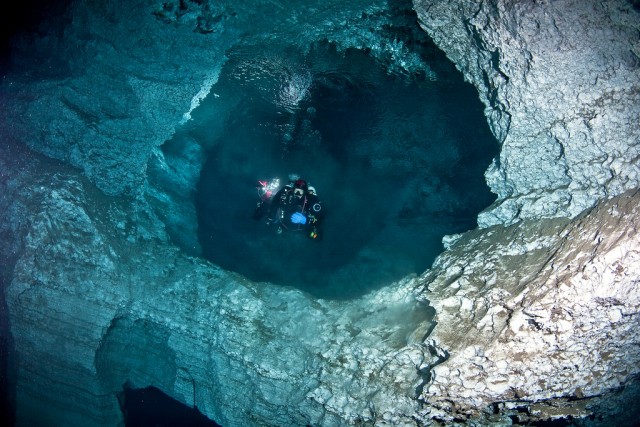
410 0 640 422
418 189 640 423
415 0 640 227
2 0 640 426
1 148 433 426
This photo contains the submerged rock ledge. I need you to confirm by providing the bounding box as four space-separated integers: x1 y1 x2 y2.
1 0 639 425
2 149 432 426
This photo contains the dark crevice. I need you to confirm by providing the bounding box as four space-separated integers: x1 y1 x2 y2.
0 273 16 427
118 383 221 427
0 0 72 75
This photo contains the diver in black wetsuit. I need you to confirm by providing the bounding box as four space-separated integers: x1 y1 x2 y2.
266 178 323 239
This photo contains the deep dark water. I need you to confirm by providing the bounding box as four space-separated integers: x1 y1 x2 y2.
0 275 15 427
188 40 498 298
119 384 221 427
0 0 71 72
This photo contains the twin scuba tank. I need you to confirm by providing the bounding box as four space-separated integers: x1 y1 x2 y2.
255 175 321 239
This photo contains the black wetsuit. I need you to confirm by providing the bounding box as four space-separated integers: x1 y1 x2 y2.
267 184 323 238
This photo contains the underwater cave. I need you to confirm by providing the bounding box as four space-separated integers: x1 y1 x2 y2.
174 36 499 299
6 0 640 425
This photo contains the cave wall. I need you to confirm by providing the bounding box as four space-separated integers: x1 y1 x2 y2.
0 0 240 255
1 142 432 426
1 0 236 197
410 0 640 422
414 0 640 227
417 188 640 423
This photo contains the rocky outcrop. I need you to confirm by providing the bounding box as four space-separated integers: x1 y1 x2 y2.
417 188 640 423
2 0 236 196
2 141 433 426
410 0 640 422
0 0 238 258
414 0 640 227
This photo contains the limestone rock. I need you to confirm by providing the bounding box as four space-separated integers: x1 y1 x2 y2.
2 141 433 426
417 189 640 423
414 0 640 226
0 0 240 197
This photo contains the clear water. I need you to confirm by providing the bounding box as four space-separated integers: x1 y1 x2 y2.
185 40 497 299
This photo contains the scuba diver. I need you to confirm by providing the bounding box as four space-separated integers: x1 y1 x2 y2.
254 175 323 239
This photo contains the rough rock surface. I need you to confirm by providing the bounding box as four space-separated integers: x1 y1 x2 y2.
2 0 640 426
1 0 237 196
417 188 640 424
2 143 432 426
415 0 640 227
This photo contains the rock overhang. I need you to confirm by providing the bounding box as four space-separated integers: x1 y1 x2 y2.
414 0 640 227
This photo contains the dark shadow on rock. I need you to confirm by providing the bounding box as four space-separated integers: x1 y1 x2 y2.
0 0 72 74
118 383 222 427
0 274 16 427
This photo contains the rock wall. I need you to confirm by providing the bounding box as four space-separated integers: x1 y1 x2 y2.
417 189 640 423
410 0 640 423
2 0 235 196
1 141 432 426
414 0 640 227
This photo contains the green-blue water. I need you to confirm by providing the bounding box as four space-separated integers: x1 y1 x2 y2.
188 40 498 298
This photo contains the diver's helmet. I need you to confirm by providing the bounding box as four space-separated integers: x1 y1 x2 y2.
293 179 307 197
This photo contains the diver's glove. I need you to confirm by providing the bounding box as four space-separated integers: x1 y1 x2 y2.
291 212 307 224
